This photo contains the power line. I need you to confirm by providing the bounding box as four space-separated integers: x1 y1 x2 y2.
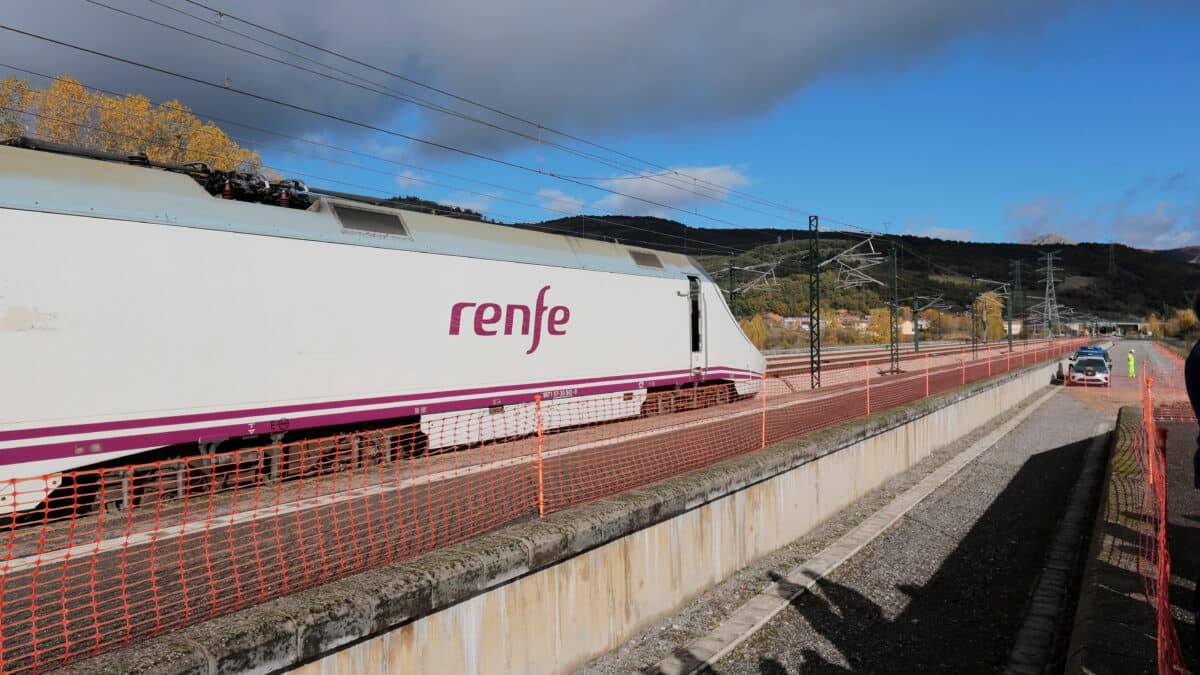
163 0 828 218
2 97 740 255
76 0 801 225
0 23 764 236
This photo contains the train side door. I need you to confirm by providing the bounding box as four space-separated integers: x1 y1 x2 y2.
687 276 706 375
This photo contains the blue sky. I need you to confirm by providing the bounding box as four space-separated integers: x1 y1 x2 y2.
276 1 1198 249
4 1 1198 248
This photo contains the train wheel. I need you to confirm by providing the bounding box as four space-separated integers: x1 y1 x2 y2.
100 470 134 513
398 427 428 458
643 391 673 416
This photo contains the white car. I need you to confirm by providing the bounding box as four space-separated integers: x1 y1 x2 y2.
1068 357 1110 386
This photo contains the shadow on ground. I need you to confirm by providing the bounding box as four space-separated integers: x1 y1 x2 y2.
658 434 1099 675
1164 422 1200 673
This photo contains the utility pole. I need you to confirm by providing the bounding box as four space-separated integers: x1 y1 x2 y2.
887 247 900 373
1006 285 1014 351
970 275 979 358
1108 243 1117 278
808 216 822 389
1010 260 1023 317
912 300 920 353
727 257 737 316
1038 252 1063 338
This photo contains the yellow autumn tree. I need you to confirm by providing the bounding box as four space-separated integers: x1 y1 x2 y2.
740 314 768 350
0 77 32 138
1147 312 1162 337
9 75 261 172
975 292 1005 341
1177 308 1198 335
919 308 943 339
30 76 96 148
868 308 892 344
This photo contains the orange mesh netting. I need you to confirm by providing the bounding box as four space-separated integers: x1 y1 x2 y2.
0 338 1085 672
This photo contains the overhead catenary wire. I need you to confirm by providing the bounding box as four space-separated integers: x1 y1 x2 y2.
162 0 819 214
0 23 769 238
76 0 799 225
0 65 760 255
104 0 929 241
1 98 740 254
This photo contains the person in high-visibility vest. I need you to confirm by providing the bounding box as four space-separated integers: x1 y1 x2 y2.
1128 348 1136 378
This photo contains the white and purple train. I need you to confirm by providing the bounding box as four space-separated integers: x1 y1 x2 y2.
0 140 765 514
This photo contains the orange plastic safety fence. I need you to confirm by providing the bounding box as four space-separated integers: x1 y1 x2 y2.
0 338 1085 673
1134 373 1187 675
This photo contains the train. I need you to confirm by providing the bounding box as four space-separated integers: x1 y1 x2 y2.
0 138 765 514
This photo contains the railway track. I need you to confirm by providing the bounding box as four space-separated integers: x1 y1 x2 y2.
765 339 1047 377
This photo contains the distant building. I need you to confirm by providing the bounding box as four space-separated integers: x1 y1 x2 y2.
779 316 809 330
1003 319 1024 336
849 315 872 334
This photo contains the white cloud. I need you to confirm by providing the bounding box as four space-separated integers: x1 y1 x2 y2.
591 165 750 216
1113 203 1199 249
7 1 1146 154
441 194 491 215
921 227 975 242
396 170 426 191
536 188 584 215
1004 195 1065 241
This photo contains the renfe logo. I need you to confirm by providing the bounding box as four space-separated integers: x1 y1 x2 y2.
449 285 570 354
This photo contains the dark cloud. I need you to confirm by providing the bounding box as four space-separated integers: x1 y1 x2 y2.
3 0 1106 159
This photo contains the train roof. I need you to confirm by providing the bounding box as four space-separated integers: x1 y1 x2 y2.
0 143 708 281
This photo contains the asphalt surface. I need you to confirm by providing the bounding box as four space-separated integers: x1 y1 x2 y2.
582 360 1114 674
712 387 1104 674
1162 420 1199 673
1153 336 1199 670
0 342 1064 673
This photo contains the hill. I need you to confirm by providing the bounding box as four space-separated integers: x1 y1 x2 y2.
513 215 1200 319
1158 246 1200 265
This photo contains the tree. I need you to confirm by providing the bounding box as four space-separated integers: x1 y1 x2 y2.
0 77 31 138
920 308 944 340
30 76 96 148
740 314 768 350
976 292 1005 341
9 75 261 172
868 308 891 344
1173 308 1197 337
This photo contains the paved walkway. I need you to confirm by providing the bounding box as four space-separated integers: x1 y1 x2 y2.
581 382 1112 674
1165 420 1200 672
706 388 1105 674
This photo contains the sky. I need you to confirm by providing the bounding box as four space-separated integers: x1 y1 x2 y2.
3 0 1199 248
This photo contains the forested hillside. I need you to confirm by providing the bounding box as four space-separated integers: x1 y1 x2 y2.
519 215 1200 320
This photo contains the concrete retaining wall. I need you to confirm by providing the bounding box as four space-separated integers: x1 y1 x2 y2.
59 361 1059 675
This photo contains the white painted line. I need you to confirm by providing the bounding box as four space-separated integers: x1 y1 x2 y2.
651 385 1064 675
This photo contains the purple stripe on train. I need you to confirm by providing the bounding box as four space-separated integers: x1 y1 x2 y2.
0 366 758 444
0 368 759 466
